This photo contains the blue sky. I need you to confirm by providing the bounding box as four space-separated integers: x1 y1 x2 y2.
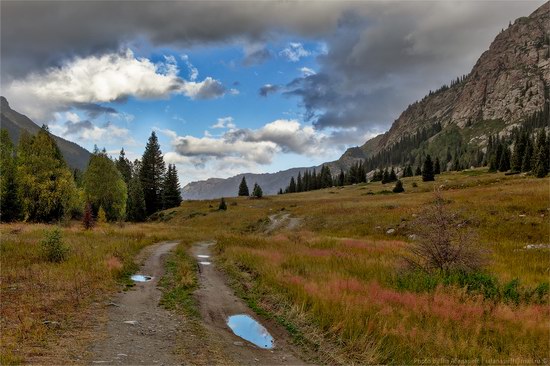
2 0 542 185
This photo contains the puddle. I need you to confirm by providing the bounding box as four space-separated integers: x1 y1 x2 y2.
226 314 274 349
199 261 211 265
131 274 153 282
197 254 210 258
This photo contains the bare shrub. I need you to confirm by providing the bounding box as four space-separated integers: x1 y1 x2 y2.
406 191 488 274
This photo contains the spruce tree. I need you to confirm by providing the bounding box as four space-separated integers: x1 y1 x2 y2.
338 169 345 186
252 183 263 198
218 197 227 211
288 177 297 193
296 172 303 192
510 134 525 172
521 138 533 172
0 129 21 222
115 148 132 184
532 131 549 178
127 162 147 222
140 132 166 215
162 164 183 209
393 180 404 193
415 165 422 176
498 145 511 172
320 165 332 188
389 167 397 182
422 155 435 182
238 177 249 196
434 157 441 174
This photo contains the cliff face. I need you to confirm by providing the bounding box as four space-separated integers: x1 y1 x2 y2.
358 2 549 156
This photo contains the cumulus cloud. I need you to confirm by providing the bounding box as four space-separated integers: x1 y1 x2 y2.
212 116 236 129
161 119 334 171
259 84 280 97
279 42 311 62
4 49 227 121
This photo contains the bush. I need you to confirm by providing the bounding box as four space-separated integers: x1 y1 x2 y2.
218 197 227 211
393 180 404 193
503 278 521 304
41 228 69 263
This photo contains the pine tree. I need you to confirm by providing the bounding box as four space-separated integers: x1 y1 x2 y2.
218 197 227 211
127 161 146 222
140 132 166 215
288 176 297 193
415 165 422 176
498 145 511 172
422 155 435 182
510 134 526 172
393 180 404 193
389 167 397 182
320 165 332 188
83 148 127 221
238 177 249 196
162 164 183 209
338 169 345 186
521 138 534 172
532 131 549 178
115 148 132 184
252 183 263 198
278 188 283 195
296 172 303 192
17 127 79 222
434 157 441 174
0 129 21 222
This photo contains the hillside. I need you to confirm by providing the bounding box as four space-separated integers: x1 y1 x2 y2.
0 96 91 171
356 2 549 159
182 2 549 199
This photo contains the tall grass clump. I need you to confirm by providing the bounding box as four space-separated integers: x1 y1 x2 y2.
41 228 69 263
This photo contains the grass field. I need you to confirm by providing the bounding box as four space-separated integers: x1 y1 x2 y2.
1 169 549 364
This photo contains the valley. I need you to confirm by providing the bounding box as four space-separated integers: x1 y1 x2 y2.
1 169 548 364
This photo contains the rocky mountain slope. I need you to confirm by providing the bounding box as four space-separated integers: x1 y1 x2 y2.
183 2 549 199
1 96 91 171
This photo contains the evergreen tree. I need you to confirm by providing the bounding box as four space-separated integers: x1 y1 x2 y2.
115 148 132 184
532 131 549 178
126 161 146 222
140 132 166 215
393 180 404 193
218 197 227 211
17 127 79 222
238 177 249 196
382 168 390 184
521 137 534 172
288 176 297 193
278 188 283 195
422 155 435 182
415 165 422 176
389 167 397 182
320 165 332 188
296 172 303 192
0 129 21 222
338 169 345 186
252 183 263 198
162 164 182 209
83 149 127 221
498 145 511 172
510 134 526 172
434 157 441 174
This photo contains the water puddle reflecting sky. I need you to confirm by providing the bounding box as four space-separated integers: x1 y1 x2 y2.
226 314 274 349
131 274 153 282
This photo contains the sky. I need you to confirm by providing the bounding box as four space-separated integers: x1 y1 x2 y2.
0 0 544 185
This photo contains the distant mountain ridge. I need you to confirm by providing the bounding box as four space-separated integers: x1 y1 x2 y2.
182 2 549 200
0 96 91 171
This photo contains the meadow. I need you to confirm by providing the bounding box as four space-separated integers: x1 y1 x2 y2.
1 169 548 364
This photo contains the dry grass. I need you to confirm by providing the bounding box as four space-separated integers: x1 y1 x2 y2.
1 169 549 364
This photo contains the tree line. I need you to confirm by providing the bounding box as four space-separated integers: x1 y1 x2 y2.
0 128 182 223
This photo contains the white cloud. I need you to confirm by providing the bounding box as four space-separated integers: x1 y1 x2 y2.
299 67 316 76
211 116 236 129
4 49 227 121
279 42 311 62
181 54 199 81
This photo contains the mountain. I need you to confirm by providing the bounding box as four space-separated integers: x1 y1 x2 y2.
182 3 549 199
0 96 91 171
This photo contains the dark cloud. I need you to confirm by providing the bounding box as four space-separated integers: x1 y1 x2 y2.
64 119 93 135
259 84 280 97
73 103 118 118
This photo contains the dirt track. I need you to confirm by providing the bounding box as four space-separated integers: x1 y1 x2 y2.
88 240 308 365
88 241 183 365
191 241 306 365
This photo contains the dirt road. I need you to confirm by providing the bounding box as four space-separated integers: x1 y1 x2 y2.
191 241 306 365
89 241 183 365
